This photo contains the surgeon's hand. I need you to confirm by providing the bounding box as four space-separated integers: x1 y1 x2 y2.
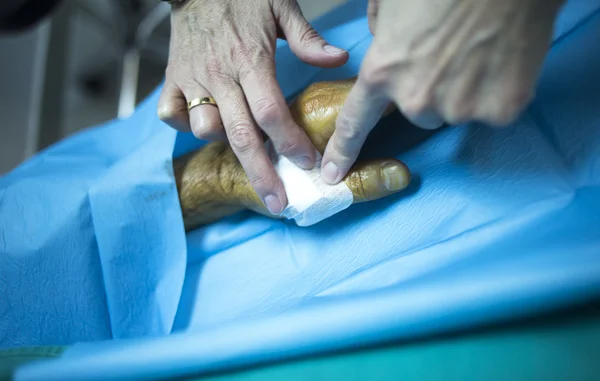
157 0 349 216
174 79 410 230
321 0 565 184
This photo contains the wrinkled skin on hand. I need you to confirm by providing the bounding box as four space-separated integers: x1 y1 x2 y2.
321 0 565 185
174 79 410 230
159 0 349 216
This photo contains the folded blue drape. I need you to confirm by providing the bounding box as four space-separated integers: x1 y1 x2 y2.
3 0 600 379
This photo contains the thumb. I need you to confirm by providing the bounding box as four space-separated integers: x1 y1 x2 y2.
274 1 349 68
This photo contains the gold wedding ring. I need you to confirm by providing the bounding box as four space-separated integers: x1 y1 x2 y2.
187 97 218 112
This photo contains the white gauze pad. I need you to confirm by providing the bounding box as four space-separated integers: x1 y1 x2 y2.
266 142 354 227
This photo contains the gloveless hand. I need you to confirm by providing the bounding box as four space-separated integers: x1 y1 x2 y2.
158 0 349 214
321 0 565 184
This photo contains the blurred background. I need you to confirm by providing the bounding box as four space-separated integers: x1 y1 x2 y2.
0 0 348 173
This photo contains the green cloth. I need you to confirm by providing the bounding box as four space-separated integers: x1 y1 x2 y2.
2 305 599 381
0 346 64 381
198 305 600 381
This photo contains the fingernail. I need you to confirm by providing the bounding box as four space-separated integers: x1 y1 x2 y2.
263 194 284 215
294 155 314 170
382 163 408 191
323 44 346 56
322 161 341 184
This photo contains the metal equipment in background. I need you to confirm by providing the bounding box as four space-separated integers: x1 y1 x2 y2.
73 0 171 119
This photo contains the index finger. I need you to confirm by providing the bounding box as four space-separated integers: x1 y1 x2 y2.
321 75 389 184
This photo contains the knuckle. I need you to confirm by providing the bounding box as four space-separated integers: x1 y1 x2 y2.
443 101 473 125
482 87 533 127
400 93 431 118
232 45 249 64
235 40 269 61
487 114 513 127
248 172 272 192
157 99 184 124
157 104 174 122
237 62 253 80
245 167 279 197
332 148 358 171
235 43 257 60
238 55 273 80
274 135 303 156
203 54 225 77
510 86 534 107
360 54 387 88
480 109 516 127
331 128 363 162
298 26 321 46
501 106 521 125
253 98 282 128
192 122 222 140
158 77 179 122
336 114 366 143
442 113 462 126
227 122 258 154
506 87 533 117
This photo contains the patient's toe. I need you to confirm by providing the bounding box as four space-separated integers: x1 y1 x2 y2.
344 159 411 203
